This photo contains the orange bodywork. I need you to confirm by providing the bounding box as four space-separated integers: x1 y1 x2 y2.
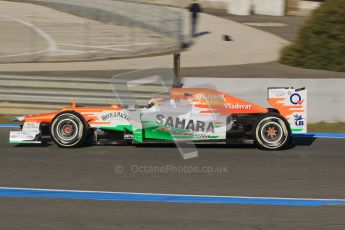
170 88 268 115
23 102 123 124
268 97 305 120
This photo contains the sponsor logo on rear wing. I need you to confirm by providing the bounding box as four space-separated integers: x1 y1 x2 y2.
268 87 307 133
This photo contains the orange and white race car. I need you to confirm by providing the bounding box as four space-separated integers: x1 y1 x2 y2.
9 87 307 150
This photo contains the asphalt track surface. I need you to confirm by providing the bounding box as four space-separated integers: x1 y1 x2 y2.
1 127 345 229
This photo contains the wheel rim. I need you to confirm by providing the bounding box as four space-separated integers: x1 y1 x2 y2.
56 119 79 142
256 117 288 149
51 113 84 147
261 122 283 144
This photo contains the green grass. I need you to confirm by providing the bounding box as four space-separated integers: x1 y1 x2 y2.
308 123 345 133
280 0 345 72
1 115 344 133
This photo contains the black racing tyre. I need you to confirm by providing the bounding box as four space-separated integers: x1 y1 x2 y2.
254 113 291 151
50 111 88 148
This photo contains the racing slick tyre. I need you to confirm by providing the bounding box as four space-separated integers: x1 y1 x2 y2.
50 111 88 148
254 113 291 151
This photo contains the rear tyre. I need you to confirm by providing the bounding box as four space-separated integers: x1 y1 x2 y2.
50 111 88 148
254 113 291 151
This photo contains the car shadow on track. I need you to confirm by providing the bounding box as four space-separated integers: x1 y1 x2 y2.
134 137 317 151
290 136 317 148
13 143 53 148
11 137 316 150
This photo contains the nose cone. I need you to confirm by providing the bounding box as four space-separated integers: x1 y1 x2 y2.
12 112 58 123
23 112 58 123
12 116 25 122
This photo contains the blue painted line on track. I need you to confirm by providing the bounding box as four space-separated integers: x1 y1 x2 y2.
293 133 345 138
1 187 345 207
0 124 20 128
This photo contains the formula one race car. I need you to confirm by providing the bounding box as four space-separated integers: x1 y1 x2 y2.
9 87 307 150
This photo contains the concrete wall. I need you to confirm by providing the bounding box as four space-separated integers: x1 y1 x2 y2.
252 0 286 16
227 0 286 16
125 0 321 16
129 0 287 16
227 0 251 15
184 78 345 123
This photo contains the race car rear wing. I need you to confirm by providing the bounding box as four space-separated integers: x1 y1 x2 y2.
268 87 307 134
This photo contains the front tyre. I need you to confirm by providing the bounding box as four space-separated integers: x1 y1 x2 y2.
254 113 291 151
50 111 88 148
